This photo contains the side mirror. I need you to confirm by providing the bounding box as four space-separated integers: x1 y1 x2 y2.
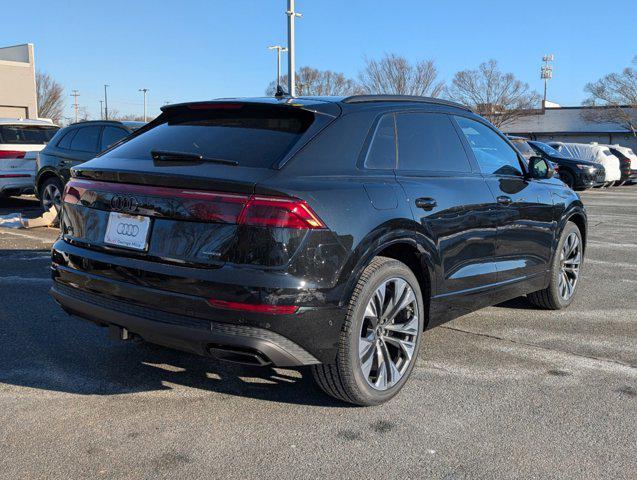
528 156 554 179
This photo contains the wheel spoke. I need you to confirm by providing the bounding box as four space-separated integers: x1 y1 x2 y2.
360 341 376 379
384 314 419 336
374 343 388 389
382 334 415 363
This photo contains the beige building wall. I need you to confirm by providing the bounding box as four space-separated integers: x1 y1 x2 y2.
0 44 38 118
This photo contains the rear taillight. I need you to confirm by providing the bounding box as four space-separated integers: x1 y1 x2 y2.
63 179 326 229
0 150 26 159
238 196 325 229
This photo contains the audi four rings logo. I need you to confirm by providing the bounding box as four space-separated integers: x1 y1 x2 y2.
116 223 140 237
111 195 139 211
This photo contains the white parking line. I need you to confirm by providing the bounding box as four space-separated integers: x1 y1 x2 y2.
0 229 56 244
0 276 51 284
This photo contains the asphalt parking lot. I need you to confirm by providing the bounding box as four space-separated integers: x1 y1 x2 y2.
0 189 635 480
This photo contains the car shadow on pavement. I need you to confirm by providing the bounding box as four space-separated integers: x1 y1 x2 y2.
494 296 539 310
0 255 348 407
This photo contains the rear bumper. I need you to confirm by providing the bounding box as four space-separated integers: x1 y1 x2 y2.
51 282 322 366
0 174 34 196
50 240 346 366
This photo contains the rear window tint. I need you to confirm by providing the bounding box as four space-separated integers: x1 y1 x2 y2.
102 105 315 167
70 126 101 152
0 125 58 144
397 113 471 173
57 129 78 149
365 115 396 169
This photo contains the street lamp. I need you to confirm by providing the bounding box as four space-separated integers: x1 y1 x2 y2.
103 84 110 120
286 0 302 97
268 45 288 90
138 88 149 122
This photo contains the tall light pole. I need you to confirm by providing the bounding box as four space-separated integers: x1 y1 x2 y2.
99 100 104 120
138 88 149 122
540 54 554 107
268 45 288 89
286 0 302 97
71 90 80 123
104 84 109 120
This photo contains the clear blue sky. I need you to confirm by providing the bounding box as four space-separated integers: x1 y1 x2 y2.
3 0 636 121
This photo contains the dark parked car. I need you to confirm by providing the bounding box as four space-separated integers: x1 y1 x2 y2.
607 146 637 186
50 96 587 406
509 137 603 190
35 120 144 210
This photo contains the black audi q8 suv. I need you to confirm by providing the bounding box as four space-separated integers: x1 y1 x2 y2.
51 95 586 406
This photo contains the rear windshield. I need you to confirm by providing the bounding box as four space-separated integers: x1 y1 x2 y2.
0 125 59 144
101 105 314 167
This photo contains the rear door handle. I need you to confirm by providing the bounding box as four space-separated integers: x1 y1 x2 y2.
415 197 437 210
497 195 513 206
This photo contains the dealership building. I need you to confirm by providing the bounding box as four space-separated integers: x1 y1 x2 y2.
0 43 38 119
502 104 637 151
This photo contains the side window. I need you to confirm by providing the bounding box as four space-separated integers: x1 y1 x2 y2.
57 129 77 149
396 113 471 173
100 127 129 151
455 116 523 176
69 126 101 153
364 115 396 169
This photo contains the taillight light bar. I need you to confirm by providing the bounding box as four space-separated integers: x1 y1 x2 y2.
0 150 26 159
63 179 326 229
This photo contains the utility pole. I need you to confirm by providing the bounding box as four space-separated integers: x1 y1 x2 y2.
71 90 80 123
268 45 288 89
99 100 104 120
540 54 554 107
104 84 110 120
138 88 149 122
286 0 302 97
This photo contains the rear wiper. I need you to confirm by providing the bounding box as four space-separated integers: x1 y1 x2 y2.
150 150 238 166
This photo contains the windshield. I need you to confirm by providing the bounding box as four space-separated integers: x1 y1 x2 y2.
101 105 315 167
511 140 535 160
0 125 59 144
531 141 566 158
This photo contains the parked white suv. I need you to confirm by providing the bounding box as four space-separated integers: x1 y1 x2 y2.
0 118 59 198
548 142 622 186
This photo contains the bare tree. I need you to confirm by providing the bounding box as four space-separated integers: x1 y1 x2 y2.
446 59 540 128
358 53 444 97
36 71 64 124
266 66 360 96
582 56 637 135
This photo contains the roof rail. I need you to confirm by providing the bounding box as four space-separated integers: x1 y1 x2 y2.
341 95 472 111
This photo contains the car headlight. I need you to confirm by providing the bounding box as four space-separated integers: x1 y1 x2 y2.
576 164 595 172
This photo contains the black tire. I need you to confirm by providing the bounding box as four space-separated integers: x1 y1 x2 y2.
559 170 575 189
311 256 424 406
39 176 64 212
527 222 582 310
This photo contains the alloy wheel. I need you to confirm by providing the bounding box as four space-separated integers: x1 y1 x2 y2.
42 183 62 211
558 232 581 301
359 277 419 390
